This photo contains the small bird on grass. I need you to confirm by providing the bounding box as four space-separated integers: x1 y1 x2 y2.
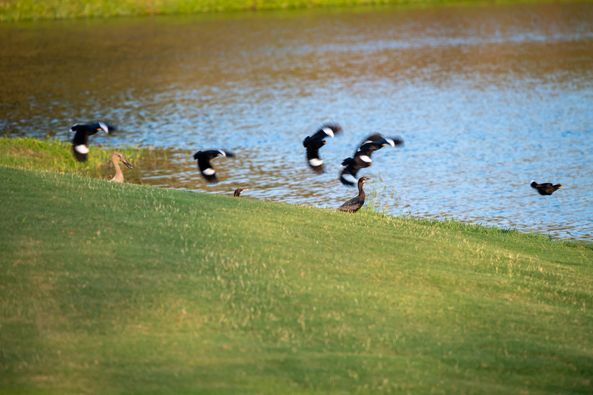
302 123 342 173
338 176 370 213
193 149 235 183
531 181 562 195
233 188 248 197
70 121 113 162
109 152 134 183
340 133 403 186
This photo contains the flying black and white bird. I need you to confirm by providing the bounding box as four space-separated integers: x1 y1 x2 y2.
70 122 113 162
531 181 562 196
338 176 370 213
193 149 235 183
339 133 404 186
302 123 342 173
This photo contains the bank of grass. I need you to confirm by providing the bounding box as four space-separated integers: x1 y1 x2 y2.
0 0 580 22
1 137 593 394
0 137 168 182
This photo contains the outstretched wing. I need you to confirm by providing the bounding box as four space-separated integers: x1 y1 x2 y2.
193 149 235 182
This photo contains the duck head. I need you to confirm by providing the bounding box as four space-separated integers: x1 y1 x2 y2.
112 152 134 168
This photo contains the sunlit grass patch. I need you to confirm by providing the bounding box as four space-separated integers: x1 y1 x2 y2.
0 137 170 183
0 0 567 22
1 165 592 394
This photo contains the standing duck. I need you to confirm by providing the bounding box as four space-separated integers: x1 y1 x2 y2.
193 149 235 183
340 133 403 186
302 123 342 173
531 181 562 195
70 122 113 162
109 152 134 183
338 176 370 213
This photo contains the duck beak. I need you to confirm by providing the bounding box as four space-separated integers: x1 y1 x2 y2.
122 159 134 169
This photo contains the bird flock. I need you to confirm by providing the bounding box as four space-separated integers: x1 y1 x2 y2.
70 121 563 212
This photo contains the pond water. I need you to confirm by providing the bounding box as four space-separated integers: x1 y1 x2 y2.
1 3 592 240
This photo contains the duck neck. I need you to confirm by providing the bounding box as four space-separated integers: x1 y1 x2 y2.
112 157 124 182
357 181 366 199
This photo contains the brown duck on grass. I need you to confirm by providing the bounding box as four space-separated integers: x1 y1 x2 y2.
233 188 248 197
338 176 369 213
530 181 562 196
109 152 134 183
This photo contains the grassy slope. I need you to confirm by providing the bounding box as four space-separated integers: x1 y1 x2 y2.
1 161 592 394
0 0 579 22
0 137 169 183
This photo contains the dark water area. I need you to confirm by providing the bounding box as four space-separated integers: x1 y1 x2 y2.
1 3 592 240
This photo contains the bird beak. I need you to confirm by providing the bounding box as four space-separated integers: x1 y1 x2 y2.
122 159 134 169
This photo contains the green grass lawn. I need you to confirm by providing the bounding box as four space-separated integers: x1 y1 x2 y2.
0 0 578 22
1 141 592 394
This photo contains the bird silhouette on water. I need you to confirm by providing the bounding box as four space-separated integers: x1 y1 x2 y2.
193 149 235 183
70 122 113 162
109 152 134 183
340 133 403 186
338 176 370 213
302 123 342 173
531 181 562 195
233 188 248 197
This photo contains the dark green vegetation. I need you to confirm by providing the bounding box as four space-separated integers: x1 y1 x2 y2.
0 0 580 22
1 139 592 393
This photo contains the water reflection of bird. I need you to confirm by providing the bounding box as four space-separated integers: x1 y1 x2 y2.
233 188 248 197
70 122 112 162
531 181 562 195
193 149 235 183
340 133 403 186
338 176 370 212
109 152 134 183
302 123 342 173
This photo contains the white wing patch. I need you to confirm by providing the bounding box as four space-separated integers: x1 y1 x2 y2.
341 174 357 184
385 138 395 147
322 127 334 138
359 155 372 163
202 168 216 176
98 121 109 134
74 144 89 154
309 158 323 167
217 150 226 157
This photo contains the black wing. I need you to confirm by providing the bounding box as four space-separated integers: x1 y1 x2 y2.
71 128 90 162
193 149 235 183
303 124 342 172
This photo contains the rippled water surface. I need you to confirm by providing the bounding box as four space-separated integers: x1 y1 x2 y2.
1 3 593 239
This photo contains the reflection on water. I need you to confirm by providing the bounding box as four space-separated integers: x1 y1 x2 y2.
1 3 592 240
